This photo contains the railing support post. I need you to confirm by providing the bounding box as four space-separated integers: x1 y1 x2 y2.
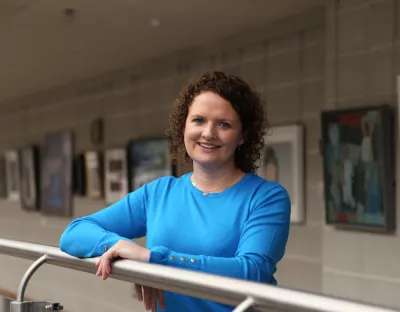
232 296 255 312
9 255 64 312
17 254 47 302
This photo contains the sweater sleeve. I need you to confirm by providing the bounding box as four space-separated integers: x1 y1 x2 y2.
59 186 147 258
149 185 290 284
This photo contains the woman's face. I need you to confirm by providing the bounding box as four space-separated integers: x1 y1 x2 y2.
184 91 244 170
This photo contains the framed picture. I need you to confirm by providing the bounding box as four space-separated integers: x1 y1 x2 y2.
0 156 7 198
5 150 20 202
321 105 395 233
104 148 128 204
84 151 103 199
258 125 305 223
175 159 193 178
19 146 40 211
127 138 173 191
72 153 86 196
40 130 74 217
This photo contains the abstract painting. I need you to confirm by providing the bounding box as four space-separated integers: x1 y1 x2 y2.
258 125 304 223
40 131 74 217
19 146 40 211
84 151 103 199
104 148 128 204
321 105 395 233
127 138 173 191
0 156 7 198
5 150 20 202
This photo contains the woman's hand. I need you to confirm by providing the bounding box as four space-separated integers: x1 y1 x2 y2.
135 284 165 311
95 240 150 280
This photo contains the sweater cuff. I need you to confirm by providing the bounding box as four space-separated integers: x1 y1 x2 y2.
97 235 132 255
149 246 200 269
149 246 170 264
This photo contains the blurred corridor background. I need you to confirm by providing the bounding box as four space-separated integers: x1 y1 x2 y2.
1 0 400 311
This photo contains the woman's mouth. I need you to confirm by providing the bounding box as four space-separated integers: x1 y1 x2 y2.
197 142 221 149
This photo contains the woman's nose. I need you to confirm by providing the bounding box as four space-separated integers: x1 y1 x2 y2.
202 124 217 141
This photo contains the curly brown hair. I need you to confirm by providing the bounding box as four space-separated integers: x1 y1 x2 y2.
166 71 269 173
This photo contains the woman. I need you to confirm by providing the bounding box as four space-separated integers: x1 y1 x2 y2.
59 71 291 312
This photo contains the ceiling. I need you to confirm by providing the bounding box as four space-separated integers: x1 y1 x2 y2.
0 0 325 104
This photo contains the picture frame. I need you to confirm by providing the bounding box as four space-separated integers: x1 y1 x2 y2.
0 156 7 198
127 137 173 191
5 150 20 202
72 153 86 196
321 105 395 233
104 148 128 204
19 145 40 211
258 125 305 223
175 158 193 178
40 130 75 217
84 151 103 199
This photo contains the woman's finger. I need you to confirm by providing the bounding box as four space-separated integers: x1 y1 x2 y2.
157 289 165 311
143 286 153 311
151 288 157 312
101 254 112 280
95 258 102 276
135 284 143 302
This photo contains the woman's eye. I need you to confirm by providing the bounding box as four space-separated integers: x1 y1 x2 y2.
193 118 204 124
219 122 231 128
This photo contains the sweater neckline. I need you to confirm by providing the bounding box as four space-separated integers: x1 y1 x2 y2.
186 172 251 197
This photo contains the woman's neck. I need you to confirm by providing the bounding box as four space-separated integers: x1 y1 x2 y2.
191 162 245 192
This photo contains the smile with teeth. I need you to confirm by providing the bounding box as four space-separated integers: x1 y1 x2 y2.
198 142 220 149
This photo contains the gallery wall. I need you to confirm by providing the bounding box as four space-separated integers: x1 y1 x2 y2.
2 0 400 311
0 8 326 312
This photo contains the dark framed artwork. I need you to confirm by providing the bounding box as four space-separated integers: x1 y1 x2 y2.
127 138 173 191
321 105 395 233
40 130 74 217
72 153 86 196
0 156 7 198
84 151 103 199
104 148 128 204
5 150 20 202
19 146 40 211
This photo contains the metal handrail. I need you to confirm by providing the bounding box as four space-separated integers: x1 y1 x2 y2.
0 238 398 312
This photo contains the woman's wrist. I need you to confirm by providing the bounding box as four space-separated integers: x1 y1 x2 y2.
141 248 151 262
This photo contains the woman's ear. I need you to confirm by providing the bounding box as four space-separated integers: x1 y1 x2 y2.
239 130 246 146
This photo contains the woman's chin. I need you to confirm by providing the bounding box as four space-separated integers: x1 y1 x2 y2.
192 157 220 168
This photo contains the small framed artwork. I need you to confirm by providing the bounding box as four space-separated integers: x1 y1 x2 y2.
5 150 20 202
40 130 75 217
258 125 305 223
127 138 173 191
19 146 40 211
321 105 395 233
0 156 7 198
104 148 128 204
84 151 103 199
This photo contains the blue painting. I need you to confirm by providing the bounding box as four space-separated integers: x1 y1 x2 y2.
128 138 172 191
40 131 74 217
321 105 395 233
